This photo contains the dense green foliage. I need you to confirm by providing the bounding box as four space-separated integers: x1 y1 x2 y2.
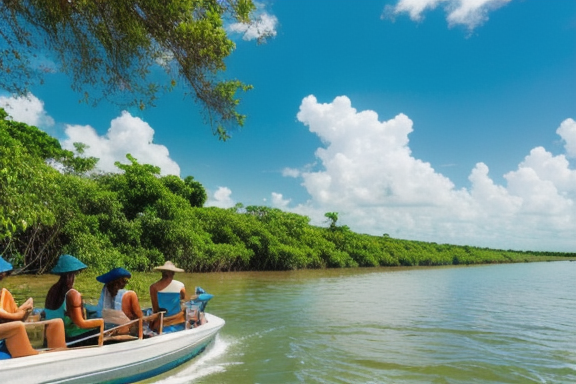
0 0 260 139
1 113 574 274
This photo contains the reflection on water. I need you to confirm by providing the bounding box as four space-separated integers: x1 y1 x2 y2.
5 262 576 383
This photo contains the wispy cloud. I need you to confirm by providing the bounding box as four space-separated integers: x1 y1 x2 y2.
384 0 512 30
228 2 278 42
282 167 300 178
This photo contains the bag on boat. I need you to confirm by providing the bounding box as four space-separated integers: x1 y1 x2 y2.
102 308 131 325
142 287 214 331
183 287 213 329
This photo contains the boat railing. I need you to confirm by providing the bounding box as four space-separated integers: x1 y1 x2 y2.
148 307 200 333
24 309 188 353
64 321 105 347
65 311 167 348
100 317 143 345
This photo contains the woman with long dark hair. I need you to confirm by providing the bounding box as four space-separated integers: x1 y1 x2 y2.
44 255 103 347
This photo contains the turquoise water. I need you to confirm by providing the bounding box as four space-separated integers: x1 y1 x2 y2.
148 261 576 383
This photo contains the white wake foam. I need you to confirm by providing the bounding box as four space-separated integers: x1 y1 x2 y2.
152 334 238 383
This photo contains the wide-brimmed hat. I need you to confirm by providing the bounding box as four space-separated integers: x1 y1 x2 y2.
50 254 87 274
96 267 132 284
153 261 184 273
0 256 13 274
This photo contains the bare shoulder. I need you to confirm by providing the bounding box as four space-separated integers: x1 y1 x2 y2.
66 289 82 307
149 281 160 293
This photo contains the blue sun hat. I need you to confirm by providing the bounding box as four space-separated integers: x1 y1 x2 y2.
0 256 13 274
50 254 87 274
96 267 131 284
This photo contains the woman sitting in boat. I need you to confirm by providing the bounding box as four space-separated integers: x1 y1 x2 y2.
44 254 104 347
149 261 207 332
149 261 188 332
95 267 144 332
0 256 66 358
0 257 33 323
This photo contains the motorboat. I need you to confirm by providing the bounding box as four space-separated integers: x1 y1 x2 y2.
1 312 224 384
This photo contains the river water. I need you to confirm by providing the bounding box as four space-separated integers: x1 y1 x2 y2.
149 261 576 384
5 261 576 383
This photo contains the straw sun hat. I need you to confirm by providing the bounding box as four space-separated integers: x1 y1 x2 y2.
153 261 184 273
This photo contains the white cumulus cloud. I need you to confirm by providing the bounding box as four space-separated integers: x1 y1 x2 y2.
0 93 55 128
296 95 458 208
282 95 576 252
271 192 291 209
61 111 180 176
206 187 235 208
386 0 512 30
557 118 576 158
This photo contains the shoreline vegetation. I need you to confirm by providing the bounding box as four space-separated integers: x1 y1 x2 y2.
2 109 575 276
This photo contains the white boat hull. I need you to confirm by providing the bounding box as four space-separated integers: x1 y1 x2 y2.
1 313 225 384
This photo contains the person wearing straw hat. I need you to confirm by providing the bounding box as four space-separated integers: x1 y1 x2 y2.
149 261 186 316
95 267 143 321
149 261 189 332
0 256 67 359
44 255 104 346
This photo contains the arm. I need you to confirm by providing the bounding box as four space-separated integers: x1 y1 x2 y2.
150 284 159 313
122 291 143 320
180 286 186 301
0 307 29 322
18 297 33 321
66 289 103 329
18 297 34 311
19 297 33 312
0 290 31 322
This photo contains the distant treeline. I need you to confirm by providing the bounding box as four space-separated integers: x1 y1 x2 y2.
1 109 574 274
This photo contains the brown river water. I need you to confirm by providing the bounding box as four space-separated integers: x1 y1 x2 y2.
4 261 576 383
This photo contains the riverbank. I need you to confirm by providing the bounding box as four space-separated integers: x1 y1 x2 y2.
4 258 575 309
2 106 575 277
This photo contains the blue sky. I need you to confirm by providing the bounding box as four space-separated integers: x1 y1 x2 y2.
1 0 575 252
